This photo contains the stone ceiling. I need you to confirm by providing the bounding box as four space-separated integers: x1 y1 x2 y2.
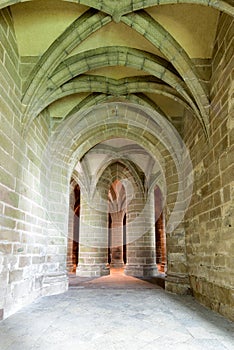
2 0 233 178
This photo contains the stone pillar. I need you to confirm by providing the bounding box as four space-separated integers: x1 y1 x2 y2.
124 190 158 277
165 224 190 294
76 193 110 277
164 155 190 294
110 211 124 268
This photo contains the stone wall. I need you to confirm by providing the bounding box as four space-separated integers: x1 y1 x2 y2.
0 6 232 322
184 13 234 321
0 7 23 320
0 8 68 320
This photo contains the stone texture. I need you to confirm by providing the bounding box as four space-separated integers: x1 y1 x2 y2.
0 1 233 324
184 14 234 321
0 272 233 350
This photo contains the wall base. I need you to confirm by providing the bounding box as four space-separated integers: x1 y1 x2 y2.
189 275 234 321
1 271 68 321
165 273 191 295
42 271 69 296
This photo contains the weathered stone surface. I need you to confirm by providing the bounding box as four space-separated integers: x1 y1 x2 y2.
184 13 234 321
0 2 233 324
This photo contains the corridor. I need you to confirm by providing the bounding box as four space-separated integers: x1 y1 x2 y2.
0 0 233 325
0 269 233 350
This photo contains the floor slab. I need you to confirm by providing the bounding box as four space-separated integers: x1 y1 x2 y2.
0 269 233 350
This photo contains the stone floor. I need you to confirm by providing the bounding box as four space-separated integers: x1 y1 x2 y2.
0 269 233 350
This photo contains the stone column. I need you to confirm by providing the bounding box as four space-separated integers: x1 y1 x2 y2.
165 223 190 294
158 217 167 273
76 192 110 277
110 211 124 268
164 156 190 294
124 190 158 277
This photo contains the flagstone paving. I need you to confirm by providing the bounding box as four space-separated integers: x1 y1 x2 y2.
0 269 233 350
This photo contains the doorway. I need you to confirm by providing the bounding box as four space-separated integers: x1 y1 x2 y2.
154 186 166 273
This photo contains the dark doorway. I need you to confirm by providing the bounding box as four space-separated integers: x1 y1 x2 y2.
73 185 80 271
123 213 127 264
154 187 166 273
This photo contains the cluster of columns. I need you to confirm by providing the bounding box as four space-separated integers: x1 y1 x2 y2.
76 194 110 277
70 186 165 278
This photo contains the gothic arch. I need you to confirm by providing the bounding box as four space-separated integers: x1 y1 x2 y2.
1 0 233 17
25 47 202 131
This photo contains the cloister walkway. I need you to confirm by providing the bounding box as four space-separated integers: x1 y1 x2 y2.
0 269 233 350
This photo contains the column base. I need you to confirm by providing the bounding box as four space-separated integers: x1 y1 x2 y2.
110 260 125 268
66 262 76 274
124 264 158 278
76 263 110 277
165 273 191 295
157 263 167 273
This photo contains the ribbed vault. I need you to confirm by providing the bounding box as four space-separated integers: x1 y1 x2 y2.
63 92 171 121
10 2 233 138
1 0 233 17
6 0 234 137
0 0 234 322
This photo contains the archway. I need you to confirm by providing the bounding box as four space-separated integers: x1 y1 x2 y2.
49 101 192 291
67 181 80 273
108 180 126 268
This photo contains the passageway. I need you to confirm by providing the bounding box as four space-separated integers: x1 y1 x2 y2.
0 0 233 326
0 269 233 350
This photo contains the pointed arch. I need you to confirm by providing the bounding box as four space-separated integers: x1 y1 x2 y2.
1 0 233 17
49 75 190 119
24 47 203 132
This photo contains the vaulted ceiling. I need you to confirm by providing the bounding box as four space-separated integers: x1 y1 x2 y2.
4 0 233 139
2 0 232 218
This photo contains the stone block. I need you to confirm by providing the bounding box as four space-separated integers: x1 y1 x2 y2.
0 167 16 190
4 206 24 221
0 187 19 208
9 269 23 283
0 230 20 243
19 256 31 268
0 269 9 284
0 132 13 155
12 279 32 299
0 243 12 254
32 256 45 264
222 164 234 186
210 207 221 220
